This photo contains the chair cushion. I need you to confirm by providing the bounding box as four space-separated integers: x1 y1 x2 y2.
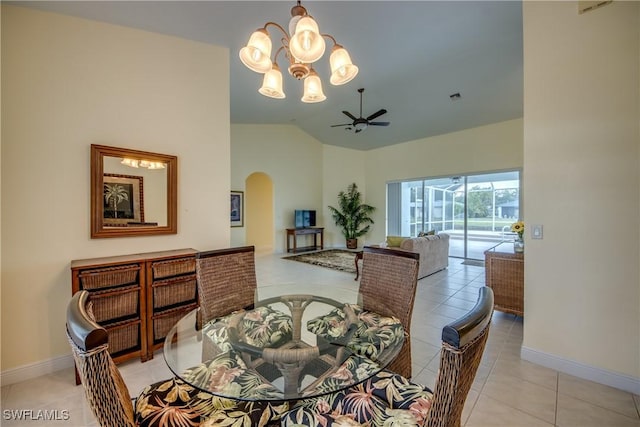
203 306 293 353
307 304 404 360
180 350 284 400
282 370 433 427
356 370 433 420
282 403 368 426
134 378 205 427
299 354 385 398
136 378 288 427
136 352 289 427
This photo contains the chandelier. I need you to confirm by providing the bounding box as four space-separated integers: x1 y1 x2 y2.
239 1 359 103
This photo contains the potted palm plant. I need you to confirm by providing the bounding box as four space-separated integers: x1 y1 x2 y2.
328 183 376 249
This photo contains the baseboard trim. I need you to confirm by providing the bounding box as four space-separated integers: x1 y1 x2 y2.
1 354 74 386
521 346 640 395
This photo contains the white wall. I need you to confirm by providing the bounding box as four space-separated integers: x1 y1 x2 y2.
522 1 639 391
322 144 367 248
1 6 230 372
230 120 522 251
230 124 324 252
365 119 524 244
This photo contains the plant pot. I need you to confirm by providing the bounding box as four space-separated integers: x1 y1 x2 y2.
346 239 358 249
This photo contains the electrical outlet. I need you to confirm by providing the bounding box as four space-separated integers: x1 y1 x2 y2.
532 224 543 239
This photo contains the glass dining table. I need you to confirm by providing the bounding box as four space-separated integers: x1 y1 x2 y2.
163 285 405 401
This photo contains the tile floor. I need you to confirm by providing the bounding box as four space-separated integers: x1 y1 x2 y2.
2 252 639 426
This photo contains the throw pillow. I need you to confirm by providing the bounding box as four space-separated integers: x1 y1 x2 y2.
386 236 408 247
417 230 436 237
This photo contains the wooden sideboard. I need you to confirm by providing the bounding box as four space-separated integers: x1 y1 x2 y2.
484 242 524 316
70 248 199 373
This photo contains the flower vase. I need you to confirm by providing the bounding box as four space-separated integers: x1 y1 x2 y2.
514 236 524 253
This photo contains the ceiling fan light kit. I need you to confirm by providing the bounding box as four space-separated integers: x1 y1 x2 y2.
239 0 358 103
331 88 390 133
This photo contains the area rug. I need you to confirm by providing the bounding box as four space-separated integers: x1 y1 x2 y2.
461 259 485 267
283 249 358 274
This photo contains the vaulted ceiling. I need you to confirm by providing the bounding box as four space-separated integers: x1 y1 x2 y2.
19 1 523 151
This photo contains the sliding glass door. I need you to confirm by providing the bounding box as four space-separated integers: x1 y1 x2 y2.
387 170 520 260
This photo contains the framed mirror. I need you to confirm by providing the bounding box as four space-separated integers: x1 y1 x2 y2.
91 144 177 238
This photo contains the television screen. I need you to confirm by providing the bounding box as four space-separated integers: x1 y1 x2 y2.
295 210 316 228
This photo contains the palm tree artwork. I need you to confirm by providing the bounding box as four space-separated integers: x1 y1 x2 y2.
104 183 129 218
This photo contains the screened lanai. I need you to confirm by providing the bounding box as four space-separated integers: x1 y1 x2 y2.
386 170 521 260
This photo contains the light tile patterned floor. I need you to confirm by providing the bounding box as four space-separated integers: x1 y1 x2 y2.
2 252 639 426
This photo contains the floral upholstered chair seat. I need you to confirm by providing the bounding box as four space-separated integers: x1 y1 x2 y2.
281 370 432 427
136 350 288 427
299 354 385 398
307 304 404 360
203 305 293 354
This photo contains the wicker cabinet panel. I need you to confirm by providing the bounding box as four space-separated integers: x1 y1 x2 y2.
152 257 196 279
484 244 524 317
90 285 140 323
106 319 141 355
152 304 197 343
71 248 198 372
79 264 140 290
72 259 146 372
147 254 198 356
152 274 197 309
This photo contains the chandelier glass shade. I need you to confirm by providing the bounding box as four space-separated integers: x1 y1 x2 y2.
329 45 359 85
238 29 272 73
239 1 358 102
259 63 286 99
288 16 325 63
121 158 166 169
301 68 326 103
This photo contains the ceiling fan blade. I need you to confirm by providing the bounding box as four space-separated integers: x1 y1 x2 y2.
342 110 357 121
369 121 390 126
366 109 387 121
331 123 352 127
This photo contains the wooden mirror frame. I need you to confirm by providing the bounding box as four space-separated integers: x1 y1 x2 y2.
91 144 177 238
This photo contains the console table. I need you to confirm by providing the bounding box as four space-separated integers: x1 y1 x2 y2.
484 242 524 316
286 227 324 253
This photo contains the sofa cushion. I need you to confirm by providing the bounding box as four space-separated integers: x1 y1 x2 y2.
399 233 450 278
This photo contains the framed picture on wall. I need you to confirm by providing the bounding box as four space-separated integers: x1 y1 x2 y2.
103 173 144 226
230 190 244 227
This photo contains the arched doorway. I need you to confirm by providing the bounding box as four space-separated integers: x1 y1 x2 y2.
245 172 274 252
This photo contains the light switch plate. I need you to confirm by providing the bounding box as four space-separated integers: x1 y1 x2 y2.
532 224 543 239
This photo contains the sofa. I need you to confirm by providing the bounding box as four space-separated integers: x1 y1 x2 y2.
386 233 450 278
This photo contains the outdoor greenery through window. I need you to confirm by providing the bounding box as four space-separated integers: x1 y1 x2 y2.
387 171 521 259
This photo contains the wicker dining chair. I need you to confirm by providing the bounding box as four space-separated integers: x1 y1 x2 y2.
195 246 293 385
359 245 420 379
282 287 495 427
67 290 287 427
195 246 258 324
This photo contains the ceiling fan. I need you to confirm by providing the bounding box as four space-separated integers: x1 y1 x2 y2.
331 88 390 133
